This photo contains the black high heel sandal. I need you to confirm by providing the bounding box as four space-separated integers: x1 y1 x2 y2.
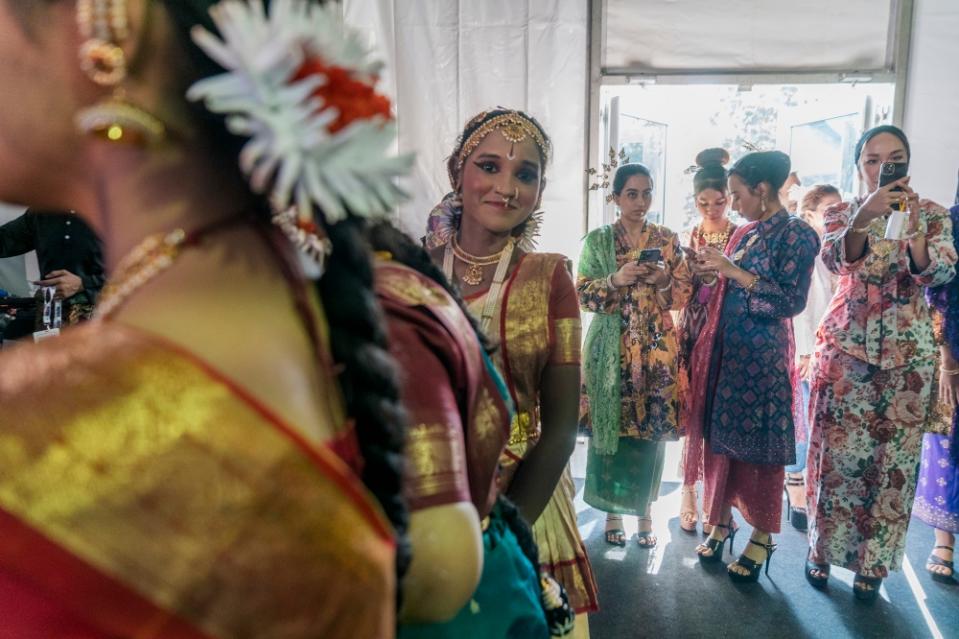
925 545 955 584
784 475 807 531
804 550 830 589
853 573 882 603
696 519 737 564
728 537 777 583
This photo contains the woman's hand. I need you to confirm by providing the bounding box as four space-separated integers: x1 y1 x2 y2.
611 261 645 287
940 369 959 408
636 262 669 288
899 183 924 237
692 246 735 278
797 355 812 380
856 177 910 224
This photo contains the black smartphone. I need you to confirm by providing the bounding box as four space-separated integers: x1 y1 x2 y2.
636 248 663 263
878 161 909 192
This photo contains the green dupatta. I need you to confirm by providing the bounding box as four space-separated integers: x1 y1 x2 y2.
580 225 621 455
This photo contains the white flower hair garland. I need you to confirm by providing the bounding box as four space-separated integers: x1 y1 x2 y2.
186 0 412 231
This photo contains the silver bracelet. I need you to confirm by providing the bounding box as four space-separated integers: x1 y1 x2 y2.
605 273 617 289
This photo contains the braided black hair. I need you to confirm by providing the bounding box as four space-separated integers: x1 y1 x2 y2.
160 0 411 589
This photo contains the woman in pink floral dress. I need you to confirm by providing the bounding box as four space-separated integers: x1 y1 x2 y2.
805 126 957 601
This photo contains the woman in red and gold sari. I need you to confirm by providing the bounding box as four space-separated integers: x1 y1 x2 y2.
0 1 408 637
426 109 598 638
370 222 561 638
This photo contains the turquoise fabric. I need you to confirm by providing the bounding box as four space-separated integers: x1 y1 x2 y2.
580 225 622 455
398 507 549 639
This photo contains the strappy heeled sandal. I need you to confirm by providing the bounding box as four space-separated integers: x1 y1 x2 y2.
784 474 807 532
604 514 626 547
853 573 883 603
696 518 737 563
636 516 657 548
926 545 956 584
728 536 777 583
679 485 698 533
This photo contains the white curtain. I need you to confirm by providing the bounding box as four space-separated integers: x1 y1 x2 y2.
344 0 589 260
904 0 959 206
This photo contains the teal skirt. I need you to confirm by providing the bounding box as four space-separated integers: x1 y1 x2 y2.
399 507 549 639
584 438 666 515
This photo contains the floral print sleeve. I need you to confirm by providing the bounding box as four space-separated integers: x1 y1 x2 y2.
746 219 821 320
821 201 867 276
662 231 693 312
910 201 956 288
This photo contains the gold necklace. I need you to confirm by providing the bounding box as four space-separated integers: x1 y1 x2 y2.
94 228 187 319
450 235 514 286
696 221 732 249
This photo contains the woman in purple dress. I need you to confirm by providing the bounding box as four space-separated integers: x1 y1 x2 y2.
913 199 959 584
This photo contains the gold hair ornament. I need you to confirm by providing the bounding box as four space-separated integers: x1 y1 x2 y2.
586 147 630 203
75 0 166 146
453 111 551 183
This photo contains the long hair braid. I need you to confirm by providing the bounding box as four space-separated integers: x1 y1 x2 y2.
161 0 411 590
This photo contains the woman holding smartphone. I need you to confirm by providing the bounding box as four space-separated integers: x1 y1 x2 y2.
578 163 692 548
805 125 957 601
687 151 819 583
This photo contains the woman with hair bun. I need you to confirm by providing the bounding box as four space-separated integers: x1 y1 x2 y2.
677 148 738 535
687 151 820 583
578 162 693 550
805 125 956 601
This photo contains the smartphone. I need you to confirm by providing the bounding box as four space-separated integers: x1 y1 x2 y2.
878 161 909 192
636 248 663 263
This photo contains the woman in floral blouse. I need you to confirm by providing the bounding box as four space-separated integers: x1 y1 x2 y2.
579 163 692 548
805 125 957 602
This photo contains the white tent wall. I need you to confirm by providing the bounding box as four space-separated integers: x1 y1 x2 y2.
344 0 589 261
903 0 959 206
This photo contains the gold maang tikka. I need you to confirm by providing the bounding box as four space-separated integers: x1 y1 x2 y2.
75 0 166 146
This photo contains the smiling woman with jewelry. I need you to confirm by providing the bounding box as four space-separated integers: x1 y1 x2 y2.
425 108 598 636
578 163 692 549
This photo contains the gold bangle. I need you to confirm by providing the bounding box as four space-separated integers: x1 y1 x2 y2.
744 274 760 291
942 366 959 376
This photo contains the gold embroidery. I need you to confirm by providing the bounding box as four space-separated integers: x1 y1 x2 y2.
376 266 450 307
406 422 467 501
551 318 582 365
0 325 395 638
507 411 538 448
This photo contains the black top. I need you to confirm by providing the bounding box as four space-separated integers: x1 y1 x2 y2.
0 209 105 305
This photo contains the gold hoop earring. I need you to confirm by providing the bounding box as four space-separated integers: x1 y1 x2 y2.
75 0 166 147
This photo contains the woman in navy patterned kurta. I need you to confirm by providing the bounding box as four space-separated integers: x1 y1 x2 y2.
687 151 819 583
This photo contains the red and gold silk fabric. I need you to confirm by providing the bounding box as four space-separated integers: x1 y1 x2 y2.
375 261 510 519
0 322 395 639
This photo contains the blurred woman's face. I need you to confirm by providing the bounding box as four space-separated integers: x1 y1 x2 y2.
695 188 727 223
458 131 543 239
858 133 908 193
613 174 653 226
805 193 842 234
0 2 93 212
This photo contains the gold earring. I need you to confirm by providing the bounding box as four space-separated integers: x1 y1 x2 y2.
761 193 768 213
75 0 165 146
